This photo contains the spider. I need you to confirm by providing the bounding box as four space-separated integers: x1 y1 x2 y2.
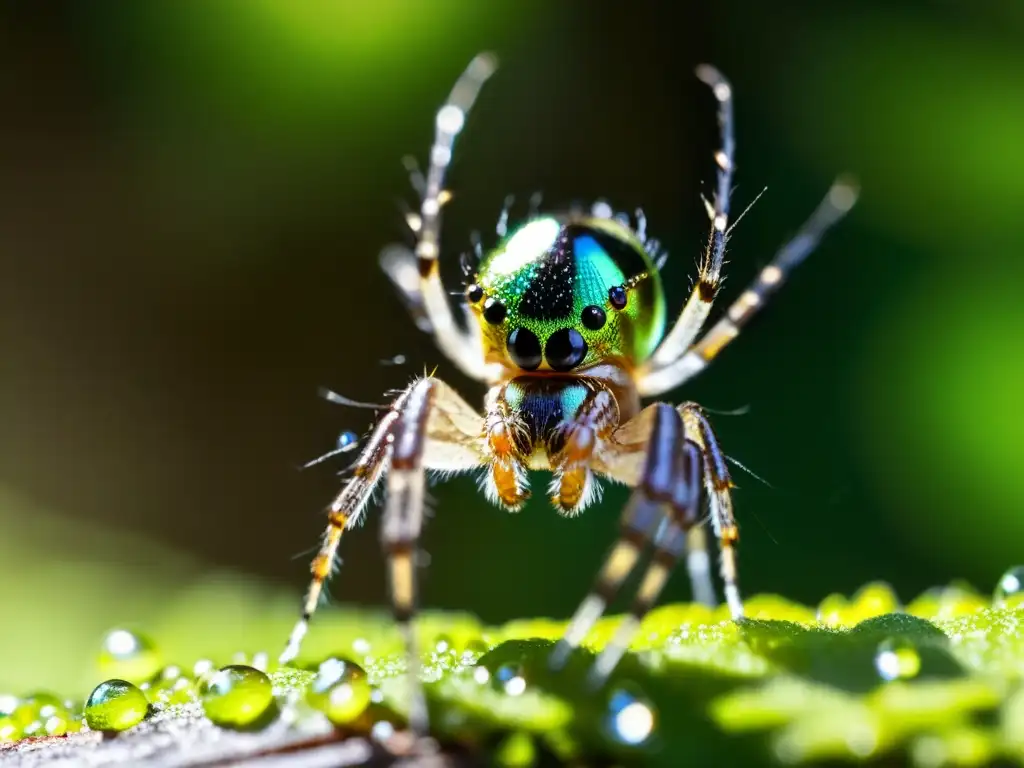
279 52 857 732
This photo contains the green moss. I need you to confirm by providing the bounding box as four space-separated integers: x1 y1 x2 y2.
7 580 1024 765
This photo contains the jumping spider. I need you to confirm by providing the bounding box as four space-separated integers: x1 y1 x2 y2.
279 53 858 732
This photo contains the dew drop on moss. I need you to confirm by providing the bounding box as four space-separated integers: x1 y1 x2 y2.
85 679 149 732
605 687 656 746
306 658 371 726
98 628 162 683
874 637 921 681
146 665 195 706
0 694 17 718
201 665 274 729
11 692 68 736
0 716 22 743
993 566 1024 608
492 664 527 696
433 634 453 654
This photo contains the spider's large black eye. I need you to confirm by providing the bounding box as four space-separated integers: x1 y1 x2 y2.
545 328 588 372
466 284 484 304
507 327 542 370
581 305 606 330
483 297 507 324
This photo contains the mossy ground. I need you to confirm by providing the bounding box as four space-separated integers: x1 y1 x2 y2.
3 582 1024 767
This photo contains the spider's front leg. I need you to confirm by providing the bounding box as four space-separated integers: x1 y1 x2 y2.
548 403 710 685
280 376 486 735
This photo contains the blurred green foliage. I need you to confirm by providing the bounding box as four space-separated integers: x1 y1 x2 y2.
2 6 1024 754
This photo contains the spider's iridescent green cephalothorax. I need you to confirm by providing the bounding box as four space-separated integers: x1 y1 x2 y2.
279 53 858 732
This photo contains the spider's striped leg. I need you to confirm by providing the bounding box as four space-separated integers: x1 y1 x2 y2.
645 64 737 370
680 402 744 618
637 177 859 396
548 403 693 671
281 377 485 735
380 53 499 382
279 404 402 666
587 437 704 687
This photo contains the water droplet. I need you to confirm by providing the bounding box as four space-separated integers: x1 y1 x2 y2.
305 658 371 726
19 693 72 738
492 664 526 696
201 665 274 729
98 628 162 683
0 716 21 743
994 566 1024 608
351 638 371 656
472 665 490 685
192 659 215 678
606 688 656 746
874 638 921 681
433 634 453 654
146 665 194 706
0 695 18 718
85 679 149 732
816 593 851 627
370 719 395 741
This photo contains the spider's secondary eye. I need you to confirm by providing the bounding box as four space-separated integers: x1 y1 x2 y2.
545 328 588 372
581 305 606 331
466 284 484 303
483 298 507 324
507 327 542 370
608 285 628 310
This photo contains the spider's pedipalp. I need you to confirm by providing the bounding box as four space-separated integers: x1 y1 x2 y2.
638 176 859 396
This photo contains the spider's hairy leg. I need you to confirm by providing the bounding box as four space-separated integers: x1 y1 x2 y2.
638 177 859 395
680 402 743 618
379 53 499 382
279 406 399 666
281 377 486 735
647 64 737 370
588 437 704 687
549 403 698 672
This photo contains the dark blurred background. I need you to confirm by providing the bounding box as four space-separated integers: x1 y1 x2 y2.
2 0 1023 692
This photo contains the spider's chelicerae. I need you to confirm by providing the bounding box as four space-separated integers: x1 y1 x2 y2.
279 53 857 731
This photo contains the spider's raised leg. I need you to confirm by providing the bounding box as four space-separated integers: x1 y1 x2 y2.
548 403 703 673
280 377 485 734
645 65 737 371
638 177 859 395
379 53 499 382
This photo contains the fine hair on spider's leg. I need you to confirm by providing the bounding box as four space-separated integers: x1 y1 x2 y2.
638 176 859 396
281 376 486 735
549 403 700 672
379 52 499 382
647 64 737 371
279 402 405 665
587 437 704 688
680 401 744 618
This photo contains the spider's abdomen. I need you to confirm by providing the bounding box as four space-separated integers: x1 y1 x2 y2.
466 216 666 373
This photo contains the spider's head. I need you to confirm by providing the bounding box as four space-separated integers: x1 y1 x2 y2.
465 215 666 373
